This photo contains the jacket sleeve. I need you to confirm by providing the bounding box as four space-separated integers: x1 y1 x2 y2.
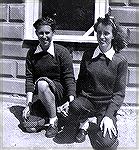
105 58 128 119
25 49 35 93
60 48 76 97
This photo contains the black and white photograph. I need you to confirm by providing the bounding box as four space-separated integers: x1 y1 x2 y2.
0 0 138 150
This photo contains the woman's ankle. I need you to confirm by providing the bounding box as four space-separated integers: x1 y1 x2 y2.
49 116 58 125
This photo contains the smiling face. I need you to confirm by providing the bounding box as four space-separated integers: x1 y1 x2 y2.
36 25 53 51
97 23 114 53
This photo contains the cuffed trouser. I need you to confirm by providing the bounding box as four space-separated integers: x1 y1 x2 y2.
69 95 118 150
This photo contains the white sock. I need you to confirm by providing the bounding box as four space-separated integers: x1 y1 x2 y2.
79 119 89 131
88 117 97 124
49 116 58 125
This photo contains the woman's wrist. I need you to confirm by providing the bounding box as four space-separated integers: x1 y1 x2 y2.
26 92 33 105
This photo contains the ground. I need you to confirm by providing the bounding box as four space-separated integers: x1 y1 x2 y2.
1 101 138 150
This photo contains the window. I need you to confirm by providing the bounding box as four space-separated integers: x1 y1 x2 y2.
24 0 109 43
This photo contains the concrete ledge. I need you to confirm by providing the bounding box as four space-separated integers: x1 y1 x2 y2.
0 94 26 105
0 88 139 108
0 78 25 95
0 87 138 105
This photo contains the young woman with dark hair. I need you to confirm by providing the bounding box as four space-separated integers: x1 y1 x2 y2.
69 14 129 150
22 16 76 138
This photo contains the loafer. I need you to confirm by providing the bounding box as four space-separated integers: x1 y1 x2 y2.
76 129 87 143
45 119 58 138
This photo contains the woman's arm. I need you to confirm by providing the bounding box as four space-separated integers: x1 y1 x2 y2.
105 58 128 119
76 52 87 96
100 58 128 138
25 49 35 93
60 48 76 98
23 50 35 119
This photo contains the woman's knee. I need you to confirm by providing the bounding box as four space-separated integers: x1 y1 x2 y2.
69 99 82 114
92 130 118 149
37 81 55 104
37 80 49 93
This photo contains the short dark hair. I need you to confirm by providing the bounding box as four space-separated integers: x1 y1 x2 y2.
33 16 56 31
94 14 129 52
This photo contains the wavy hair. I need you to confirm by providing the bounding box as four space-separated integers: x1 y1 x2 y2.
94 14 129 52
33 15 56 32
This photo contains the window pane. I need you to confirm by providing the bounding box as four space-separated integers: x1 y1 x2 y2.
42 0 95 32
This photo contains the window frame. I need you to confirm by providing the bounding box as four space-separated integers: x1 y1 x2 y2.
24 0 109 43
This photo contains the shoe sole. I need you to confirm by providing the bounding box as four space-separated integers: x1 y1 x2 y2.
75 137 86 143
45 132 58 138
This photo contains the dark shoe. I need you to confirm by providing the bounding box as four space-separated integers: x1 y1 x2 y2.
45 119 58 138
76 129 87 143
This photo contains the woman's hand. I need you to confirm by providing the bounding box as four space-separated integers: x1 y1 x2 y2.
22 92 33 120
57 101 69 117
57 95 74 117
22 106 30 120
100 116 117 138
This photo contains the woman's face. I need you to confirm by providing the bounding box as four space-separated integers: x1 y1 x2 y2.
97 23 114 53
36 25 53 50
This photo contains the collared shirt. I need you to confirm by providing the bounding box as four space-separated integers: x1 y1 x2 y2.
92 46 115 61
26 43 76 97
76 46 128 119
34 41 55 57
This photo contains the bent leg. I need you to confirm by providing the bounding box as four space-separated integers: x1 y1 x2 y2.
89 115 118 150
37 80 56 118
37 80 59 137
69 96 96 143
69 96 95 120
